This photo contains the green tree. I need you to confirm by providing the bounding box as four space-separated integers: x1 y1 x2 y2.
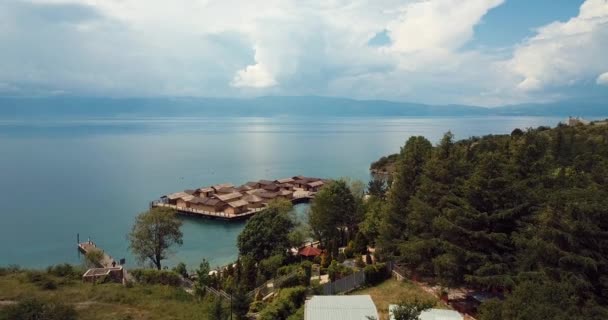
231 287 251 320
173 262 188 278
194 259 211 296
378 136 432 258
237 207 294 261
128 207 183 270
390 299 433 320
367 176 387 199
208 296 227 320
309 180 358 257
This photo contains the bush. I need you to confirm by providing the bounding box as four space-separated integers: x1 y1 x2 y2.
172 262 189 279
249 301 267 313
275 271 307 289
0 265 20 276
130 269 181 286
1 298 77 320
364 263 388 286
258 286 307 320
23 271 58 290
260 254 286 278
46 264 82 279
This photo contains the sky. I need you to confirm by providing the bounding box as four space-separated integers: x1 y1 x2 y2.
0 0 607 106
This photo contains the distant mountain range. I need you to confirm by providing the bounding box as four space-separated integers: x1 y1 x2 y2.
0 96 606 118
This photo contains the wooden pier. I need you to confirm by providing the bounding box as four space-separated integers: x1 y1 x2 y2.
78 240 118 268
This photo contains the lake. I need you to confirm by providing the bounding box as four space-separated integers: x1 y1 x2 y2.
0 116 566 269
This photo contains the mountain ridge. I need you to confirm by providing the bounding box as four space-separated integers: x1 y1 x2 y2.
0 95 606 119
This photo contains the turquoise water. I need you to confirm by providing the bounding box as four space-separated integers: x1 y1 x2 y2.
0 116 565 268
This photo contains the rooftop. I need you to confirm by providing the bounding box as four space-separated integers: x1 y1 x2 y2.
389 307 463 320
214 192 243 202
305 295 378 320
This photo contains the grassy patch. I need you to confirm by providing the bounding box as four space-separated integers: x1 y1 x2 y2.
0 270 216 320
350 279 442 320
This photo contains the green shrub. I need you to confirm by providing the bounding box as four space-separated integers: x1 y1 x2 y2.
276 264 298 277
0 265 20 276
46 264 81 278
275 271 307 289
249 300 267 313
172 262 189 279
260 254 285 278
364 263 388 286
130 269 181 286
258 286 307 320
1 298 77 320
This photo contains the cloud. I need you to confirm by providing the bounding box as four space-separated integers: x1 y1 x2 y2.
510 0 608 92
0 0 605 106
232 63 277 88
597 72 608 85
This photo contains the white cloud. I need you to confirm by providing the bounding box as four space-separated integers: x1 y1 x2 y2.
597 72 608 85
232 63 276 88
509 0 608 92
0 0 606 106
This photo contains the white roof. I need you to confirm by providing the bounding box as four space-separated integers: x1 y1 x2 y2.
305 295 378 320
389 307 463 320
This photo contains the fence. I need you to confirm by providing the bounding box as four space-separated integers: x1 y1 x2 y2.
321 270 366 295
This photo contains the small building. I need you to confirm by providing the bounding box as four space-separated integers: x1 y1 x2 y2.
83 267 124 284
389 307 463 320
237 185 254 192
277 189 294 200
165 192 190 205
214 192 243 202
245 181 261 188
184 189 196 195
298 246 322 258
276 177 295 184
307 180 324 192
256 190 278 201
258 180 275 186
198 198 227 213
305 295 379 320
216 186 237 194
212 183 234 193
176 194 196 208
263 184 281 192
243 194 265 209
225 199 249 215
196 187 215 198
293 179 310 189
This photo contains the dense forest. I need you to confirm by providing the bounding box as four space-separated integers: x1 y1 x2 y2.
366 121 608 319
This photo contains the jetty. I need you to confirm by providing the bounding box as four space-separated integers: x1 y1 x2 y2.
151 175 328 220
78 239 128 284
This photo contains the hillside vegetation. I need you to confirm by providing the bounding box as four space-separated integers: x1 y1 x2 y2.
366 122 608 319
0 265 218 320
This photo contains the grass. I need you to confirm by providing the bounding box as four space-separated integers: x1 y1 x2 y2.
350 278 444 320
0 270 218 320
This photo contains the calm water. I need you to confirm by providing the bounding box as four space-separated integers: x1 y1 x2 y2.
0 116 565 269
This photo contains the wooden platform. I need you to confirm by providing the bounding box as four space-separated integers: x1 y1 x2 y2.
78 241 118 268
152 192 315 221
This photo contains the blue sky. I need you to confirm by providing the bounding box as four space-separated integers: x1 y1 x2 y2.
0 0 606 106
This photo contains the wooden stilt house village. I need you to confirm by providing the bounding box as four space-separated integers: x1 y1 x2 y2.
152 176 328 220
